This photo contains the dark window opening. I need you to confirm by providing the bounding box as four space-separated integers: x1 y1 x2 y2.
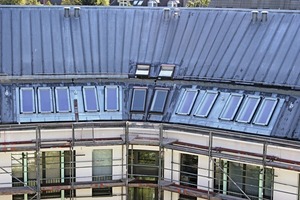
180 154 198 188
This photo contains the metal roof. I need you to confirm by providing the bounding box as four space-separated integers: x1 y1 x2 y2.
1 7 300 88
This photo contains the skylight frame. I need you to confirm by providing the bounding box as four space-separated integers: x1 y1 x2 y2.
194 90 219 118
20 87 35 114
104 86 119 112
55 87 71 113
83 86 99 112
176 89 199 116
158 64 175 78
37 87 53 113
135 64 150 76
131 88 147 112
150 89 169 113
253 97 278 126
236 95 261 123
219 93 244 121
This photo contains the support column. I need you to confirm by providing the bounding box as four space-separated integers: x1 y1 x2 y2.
35 127 41 200
61 151 65 200
125 122 130 200
158 124 163 200
24 153 28 200
222 160 228 195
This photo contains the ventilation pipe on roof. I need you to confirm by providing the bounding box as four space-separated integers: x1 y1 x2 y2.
148 0 158 7
173 8 180 19
74 7 80 18
163 8 170 20
261 11 268 22
251 10 258 22
64 7 70 18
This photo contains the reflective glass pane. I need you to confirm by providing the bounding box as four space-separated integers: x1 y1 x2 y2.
38 88 52 113
131 89 147 112
56 88 70 112
83 87 98 112
20 88 35 113
236 96 260 123
195 91 218 117
253 98 278 125
177 90 198 115
150 90 168 113
219 94 243 120
105 87 119 111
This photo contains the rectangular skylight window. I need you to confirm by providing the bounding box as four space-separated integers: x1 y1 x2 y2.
194 91 219 117
159 64 175 78
38 87 53 113
131 88 147 112
236 96 261 123
136 64 150 76
105 86 119 111
55 87 71 113
150 89 168 113
83 86 99 112
253 97 278 126
176 89 198 115
219 94 243 121
20 88 35 113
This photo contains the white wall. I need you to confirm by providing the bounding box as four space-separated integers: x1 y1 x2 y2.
273 169 299 200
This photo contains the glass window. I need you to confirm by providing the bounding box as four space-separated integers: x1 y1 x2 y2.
177 90 198 115
131 88 147 112
83 86 99 112
159 64 175 77
194 91 219 117
180 154 198 188
219 94 243 121
20 88 35 113
136 64 150 76
105 86 119 111
38 87 53 113
55 87 71 113
150 90 168 113
236 96 261 123
253 97 278 126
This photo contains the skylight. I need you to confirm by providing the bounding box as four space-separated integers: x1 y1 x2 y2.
236 96 261 123
131 88 147 112
55 87 71 113
20 88 35 113
136 64 150 76
105 86 119 111
253 97 278 126
150 89 168 113
83 86 99 112
194 91 219 117
159 64 175 78
38 87 53 113
176 89 198 115
219 94 243 121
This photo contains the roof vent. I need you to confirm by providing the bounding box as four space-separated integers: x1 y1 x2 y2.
251 10 258 22
64 7 70 18
74 7 80 18
261 11 268 22
148 0 158 6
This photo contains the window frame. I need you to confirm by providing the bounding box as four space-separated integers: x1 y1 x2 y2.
82 86 99 112
176 89 199 116
253 97 278 126
194 91 219 118
219 93 244 121
158 64 175 78
104 86 119 112
55 87 71 113
150 89 169 113
37 87 53 113
20 87 35 114
135 64 150 76
236 95 261 123
131 88 147 112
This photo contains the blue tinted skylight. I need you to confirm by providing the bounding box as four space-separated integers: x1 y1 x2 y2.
38 87 53 113
236 96 260 123
131 88 147 112
150 89 168 113
253 97 278 126
176 89 198 115
55 87 71 113
83 86 99 112
194 91 218 117
105 86 119 111
219 94 243 121
20 88 35 113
